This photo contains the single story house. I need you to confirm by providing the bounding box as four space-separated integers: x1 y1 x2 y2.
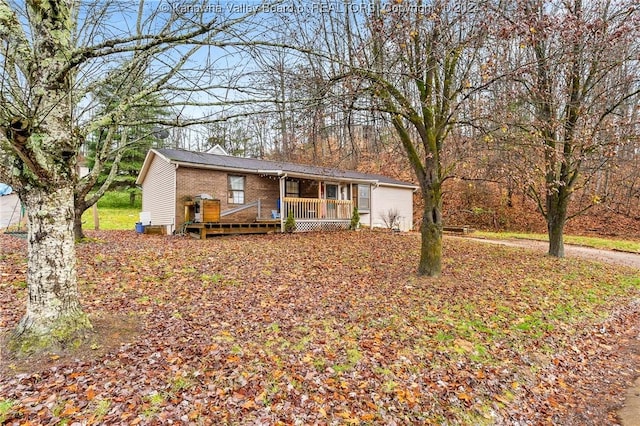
135 147 418 235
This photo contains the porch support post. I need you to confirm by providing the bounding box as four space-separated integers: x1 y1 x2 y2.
279 176 285 232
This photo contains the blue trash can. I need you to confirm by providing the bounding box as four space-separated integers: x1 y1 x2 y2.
135 222 144 233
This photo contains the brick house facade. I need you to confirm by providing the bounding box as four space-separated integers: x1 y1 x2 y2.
175 168 281 224
136 148 417 235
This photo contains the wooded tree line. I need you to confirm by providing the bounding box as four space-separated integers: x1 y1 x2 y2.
158 1 640 230
0 0 638 350
243 0 640 262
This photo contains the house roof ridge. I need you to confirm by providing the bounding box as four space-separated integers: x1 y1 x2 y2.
156 147 352 174
154 147 418 188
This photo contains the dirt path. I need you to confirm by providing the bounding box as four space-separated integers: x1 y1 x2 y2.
450 235 640 425
453 236 640 269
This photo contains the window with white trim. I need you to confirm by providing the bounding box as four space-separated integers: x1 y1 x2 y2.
228 175 245 204
358 185 370 210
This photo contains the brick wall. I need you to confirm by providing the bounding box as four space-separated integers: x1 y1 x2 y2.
175 167 280 225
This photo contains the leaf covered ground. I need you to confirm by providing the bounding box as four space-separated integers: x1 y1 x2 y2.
1 231 640 425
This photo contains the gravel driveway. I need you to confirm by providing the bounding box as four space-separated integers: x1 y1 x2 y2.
452 236 640 269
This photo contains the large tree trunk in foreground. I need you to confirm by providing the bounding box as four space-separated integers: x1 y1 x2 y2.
418 178 443 277
11 185 91 352
0 0 258 355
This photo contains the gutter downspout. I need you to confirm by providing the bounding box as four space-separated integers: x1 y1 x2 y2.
172 163 179 235
370 181 379 229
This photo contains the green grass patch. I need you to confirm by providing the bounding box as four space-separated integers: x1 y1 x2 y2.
81 207 140 231
0 399 14 423
79 191 141 231
169 375 194 393
475 231 640 253
142 392 165 418
97 190 142 209
87 399 111 424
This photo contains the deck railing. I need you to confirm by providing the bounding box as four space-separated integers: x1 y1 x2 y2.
221 199 262 219
282 197 352 220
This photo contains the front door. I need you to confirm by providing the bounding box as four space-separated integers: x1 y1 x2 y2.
325 183 338 218
325 184 338 200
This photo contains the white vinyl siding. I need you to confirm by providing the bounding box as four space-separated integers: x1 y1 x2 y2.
371 185 414 232
141 155 176 229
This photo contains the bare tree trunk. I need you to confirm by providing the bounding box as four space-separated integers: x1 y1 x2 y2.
418 186 443 276
11 185 91 352
547 216 565 257
74 201 86 241
506 181 514 208
546 191 568 257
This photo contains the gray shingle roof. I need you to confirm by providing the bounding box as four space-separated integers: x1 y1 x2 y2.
155 148 417 188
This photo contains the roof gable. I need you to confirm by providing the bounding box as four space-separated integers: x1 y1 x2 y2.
206 144 229 155
135 149 173 185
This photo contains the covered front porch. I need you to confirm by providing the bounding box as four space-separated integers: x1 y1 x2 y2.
181 173 372 236
275 177 370 233
282 197 353 232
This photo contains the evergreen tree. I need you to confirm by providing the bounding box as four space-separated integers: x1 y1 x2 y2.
75 65 171 238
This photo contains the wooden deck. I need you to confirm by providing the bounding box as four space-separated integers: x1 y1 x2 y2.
183 221 281 239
